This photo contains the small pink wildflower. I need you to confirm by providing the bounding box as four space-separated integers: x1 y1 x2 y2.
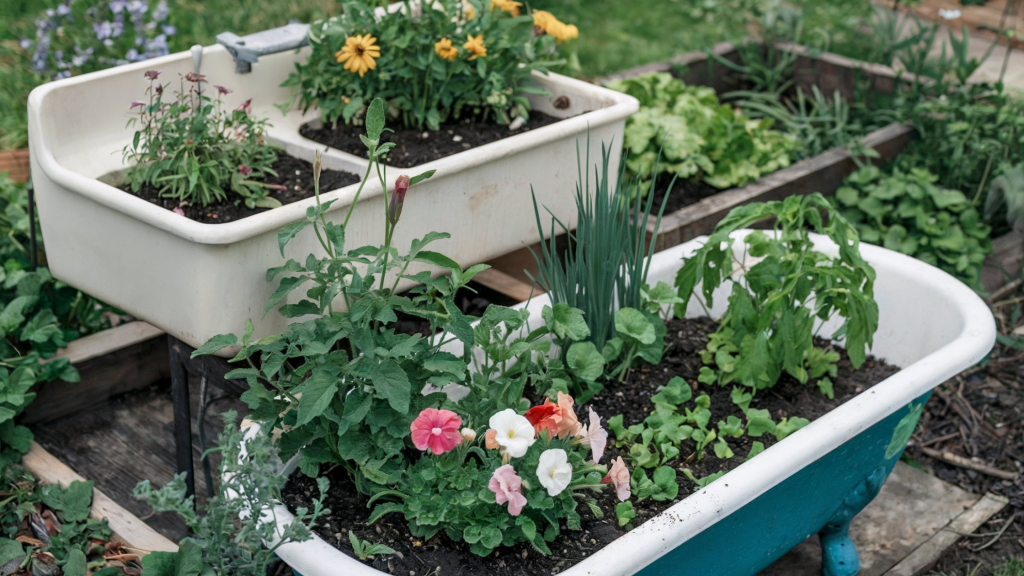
237 164 253 176
236 98 252 113
214 84 232 95
488 465 527 516
129 101 146 110
172 207 185 216
185 72 205 83
601 456 630 502
410 408 463 455
144 70 161 80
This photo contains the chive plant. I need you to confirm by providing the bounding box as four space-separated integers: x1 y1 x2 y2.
529 140 674 350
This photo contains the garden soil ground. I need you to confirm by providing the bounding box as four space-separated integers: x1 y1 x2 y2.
282 316 899 576
123 154 360 224
299 112 563 169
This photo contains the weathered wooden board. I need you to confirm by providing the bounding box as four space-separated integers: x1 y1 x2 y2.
22 321 169 424
21 441 178 553
651 122 915 251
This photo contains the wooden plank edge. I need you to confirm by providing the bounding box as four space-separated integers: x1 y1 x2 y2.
49 321 165 365
647 122 914 249
473 267 541 303
21 441 178 553
883 492 1009 576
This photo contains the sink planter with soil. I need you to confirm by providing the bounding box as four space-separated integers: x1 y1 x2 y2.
28 41 635 354
252 230 993 576
601 42 917 252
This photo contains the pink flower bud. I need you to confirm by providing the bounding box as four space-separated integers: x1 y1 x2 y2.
236 98 252 114
388 175 410 226
214 85 232 96
129 101 146 110
185 72 205 83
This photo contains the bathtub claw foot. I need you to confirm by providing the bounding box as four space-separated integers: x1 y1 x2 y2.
819 466 888 576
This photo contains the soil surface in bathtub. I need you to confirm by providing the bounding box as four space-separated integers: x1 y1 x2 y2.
120 154 361 224
298 111 564 168
282 315 898 576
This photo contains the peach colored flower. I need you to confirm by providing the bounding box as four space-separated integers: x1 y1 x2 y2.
484 429 499 449
578 407 608 463
525 400 561 439
489 465 527 515
556 392 580 438
410 408 463 455
601 456 630 502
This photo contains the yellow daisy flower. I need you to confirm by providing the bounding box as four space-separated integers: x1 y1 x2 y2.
491 0 521 16
463 34 487 60
335 34 381 77
435 37 458 61
532 10 579 42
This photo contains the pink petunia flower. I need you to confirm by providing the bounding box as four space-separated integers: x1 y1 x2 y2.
556 392 580 438
410 408 463 455
601 456 630 502
489 465 527 516
577 407 608 463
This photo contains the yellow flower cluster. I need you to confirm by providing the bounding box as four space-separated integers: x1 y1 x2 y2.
434 37 459 61
532 10 578 42
335 34 381 77
491 0 521 16
463 35 487 60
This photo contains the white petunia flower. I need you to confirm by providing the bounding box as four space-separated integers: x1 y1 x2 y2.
536 449 573 496
489 409 536 458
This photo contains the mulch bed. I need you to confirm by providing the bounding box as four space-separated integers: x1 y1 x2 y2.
123 154 360 224
282 316 898 576
298 112 564 169
906 292 1024 575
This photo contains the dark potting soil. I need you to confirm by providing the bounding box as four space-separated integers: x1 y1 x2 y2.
298 112 564 169
281 316 900 576
123 154 361 224
648 172 724 216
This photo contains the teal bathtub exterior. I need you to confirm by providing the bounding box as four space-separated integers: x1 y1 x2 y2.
637 395 929 576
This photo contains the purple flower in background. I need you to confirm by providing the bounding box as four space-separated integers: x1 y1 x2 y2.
145 33 168 56
144 69 161 80
109 0 129 14
55 71 71 79
111 18 124 37
56 3 71 16
19 38 31 50
125 47 139 61
162 24 175 36
153 1 170 21
93 21 113 39
127 1 148 16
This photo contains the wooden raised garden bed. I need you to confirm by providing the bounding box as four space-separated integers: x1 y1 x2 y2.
0 149 30 183
15 320 177 551
600 42 916 253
